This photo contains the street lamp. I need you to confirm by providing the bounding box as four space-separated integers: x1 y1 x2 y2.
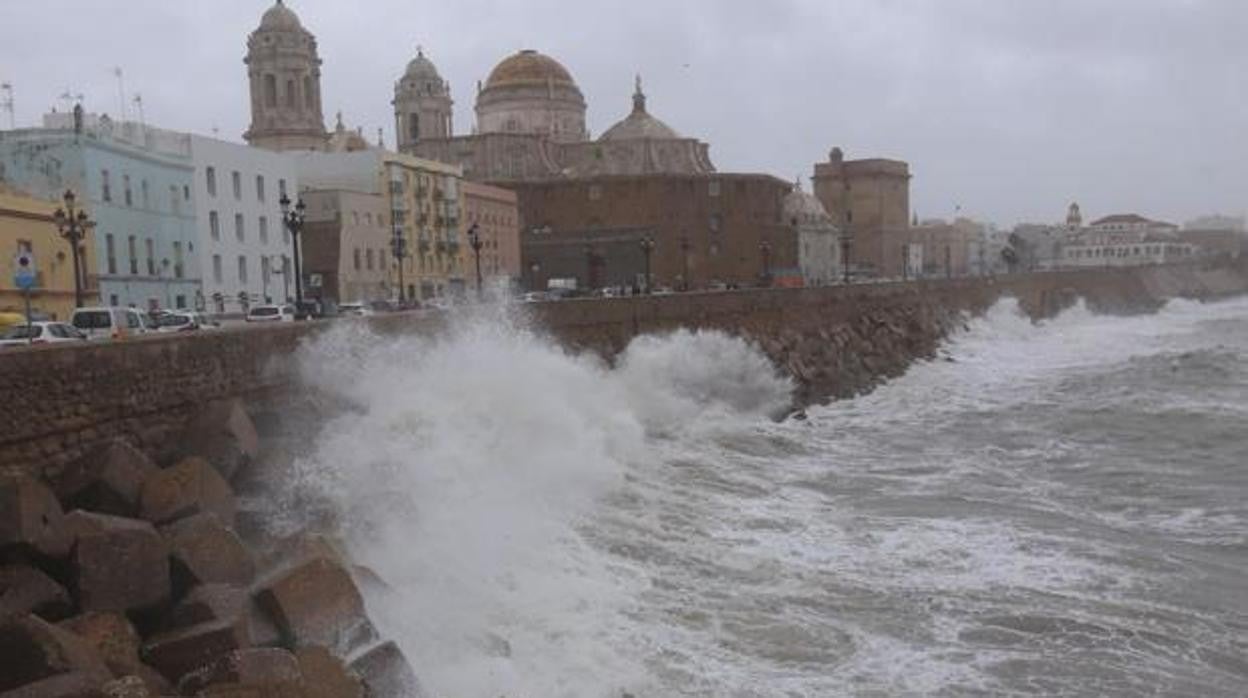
679 236 691 291
52 189 91 308
279 193 306 311
467 223 484 301
758 240 772 286
840 210 853 285
638 236 655 294
391 220 408 304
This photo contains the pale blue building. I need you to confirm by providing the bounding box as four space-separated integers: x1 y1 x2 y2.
0 113 201 310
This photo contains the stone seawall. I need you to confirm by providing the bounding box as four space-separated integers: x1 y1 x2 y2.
1 258 1245 478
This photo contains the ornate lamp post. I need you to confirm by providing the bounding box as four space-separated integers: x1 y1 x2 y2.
391 220 408 304
679 236 691 291
639 236 655 294
279 193 306 310
52 189 91 308
467 223 484 301
840 210 853 284
758 240 772 286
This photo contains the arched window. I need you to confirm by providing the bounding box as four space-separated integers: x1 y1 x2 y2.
409 114 420 142
303 76 314 109
264 75 277 107
286 80 297 108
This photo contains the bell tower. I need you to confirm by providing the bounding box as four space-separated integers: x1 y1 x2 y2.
243 1 328 151
394 47 454 153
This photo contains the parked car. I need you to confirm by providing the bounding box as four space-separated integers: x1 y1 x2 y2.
70 307 153 341
337 303 376 317
521 292 549 303
0 321 87 347
156 312 218 333
245 304 296 323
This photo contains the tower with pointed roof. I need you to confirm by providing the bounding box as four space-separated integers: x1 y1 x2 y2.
394 48 454 153
243 1 328 151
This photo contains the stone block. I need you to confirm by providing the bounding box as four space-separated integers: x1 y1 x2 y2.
0 672 105 698
0 563 73 622
176 648 300 695
141 618 249 686
295 646 364 698
63 512 169 614
180 400 259 482
50 441 157 518
0 614 110 693
99 676 149 698
254 556 377 655
57 612 141 677
138 458 235 527
347 641 423 698
162 514 255 595
168 584 281 648
0 474 71 559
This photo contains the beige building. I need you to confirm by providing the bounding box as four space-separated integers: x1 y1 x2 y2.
300 189 392 304
0 185 97 320
461 182 521 292
811 147 911 278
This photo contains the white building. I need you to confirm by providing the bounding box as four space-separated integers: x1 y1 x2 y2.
782 181 840 286
1061 239 1195 268
188 135 297 312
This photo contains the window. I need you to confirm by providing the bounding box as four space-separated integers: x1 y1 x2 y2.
278 179 287 199
206 167 217 197
106 234 117 274
366 249 374 271
261 256 271 289
409 114 420 142
286 79 296 108
212 254 223 283
184 185 190 200
353 248 361 270
173 242 184 278
141 180 149 209
238 256 248 284
123 175 133 207
259 216 269 245
209 211 220 240
710 213 722 232
365 212 373 226
304 76 314 109
145 238 155 276
264 75 277 107
709 180 721 197
101 170 112 202
380 250 387 270
170 186 180 215
109 294 119 306
127 235 138 274
175 295 186 309
281 222 290 245
256 175 265 203
235 213 245 242
232 171 241 200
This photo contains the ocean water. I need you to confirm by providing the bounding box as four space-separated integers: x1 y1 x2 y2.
276 295 1248 697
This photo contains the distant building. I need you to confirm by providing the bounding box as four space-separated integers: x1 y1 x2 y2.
782 181 839 286
1184 214 1244 233
461 181 521 292
0 184 97 320
811 147 911 278
300 188 392 304
243 1 329 151
1062 212 1193 268
0 114 200 310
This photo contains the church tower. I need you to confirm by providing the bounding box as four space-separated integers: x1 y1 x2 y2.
243 1 328 151
393 48 454 153
1066 201 1083 230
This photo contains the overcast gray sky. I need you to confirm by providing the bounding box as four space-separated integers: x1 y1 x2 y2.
3 0 1245 227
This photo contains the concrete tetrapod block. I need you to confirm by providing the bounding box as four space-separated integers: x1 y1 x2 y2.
176 648 301 695
0 474 71 560
62 512 170 615
0 614 110 693
347 641 424 698
140 617 250 686
296 645 365 698
0 563 73 622
138 457 236 528
161 514 255 597
254 556 378 655
180 399 260 482
49 441 158 518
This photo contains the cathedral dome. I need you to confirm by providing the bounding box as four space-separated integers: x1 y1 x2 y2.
484 50 578 90
600 76 681 141
405 49 441 80
259 1 303 31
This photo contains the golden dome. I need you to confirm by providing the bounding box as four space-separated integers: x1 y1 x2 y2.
484 50 577 90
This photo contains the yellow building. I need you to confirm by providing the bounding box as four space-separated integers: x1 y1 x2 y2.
383 152 466 300
0 185 97 321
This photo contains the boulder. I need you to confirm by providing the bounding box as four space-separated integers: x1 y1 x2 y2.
347 641 423 698
138 458 235 528
0 614 110 693
196 683 304 698
57 612 141 677
161 514 254 596
62 512 169 614
254 556 377 654
295 646 364 698
49 442 157 518
141 617 250 685
167 584 281 648
176 648 301 695
0 672 105 698
180 400 259 482
0 475 71 559
99 676 149 698
0 563 73 622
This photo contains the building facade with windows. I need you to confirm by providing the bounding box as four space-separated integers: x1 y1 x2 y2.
0 114 199 310
300 188 392 305
187 135 297 312
461 181 521 293
0 183 97 320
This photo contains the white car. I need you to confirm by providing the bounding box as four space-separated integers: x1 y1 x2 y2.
156 312 218 333
71 307 154 341
337 303 375 317
245 304 296 323
0 321 88 347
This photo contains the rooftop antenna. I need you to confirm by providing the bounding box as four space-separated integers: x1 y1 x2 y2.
1 83 14 128
113 67 127 121
132 93 146 127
